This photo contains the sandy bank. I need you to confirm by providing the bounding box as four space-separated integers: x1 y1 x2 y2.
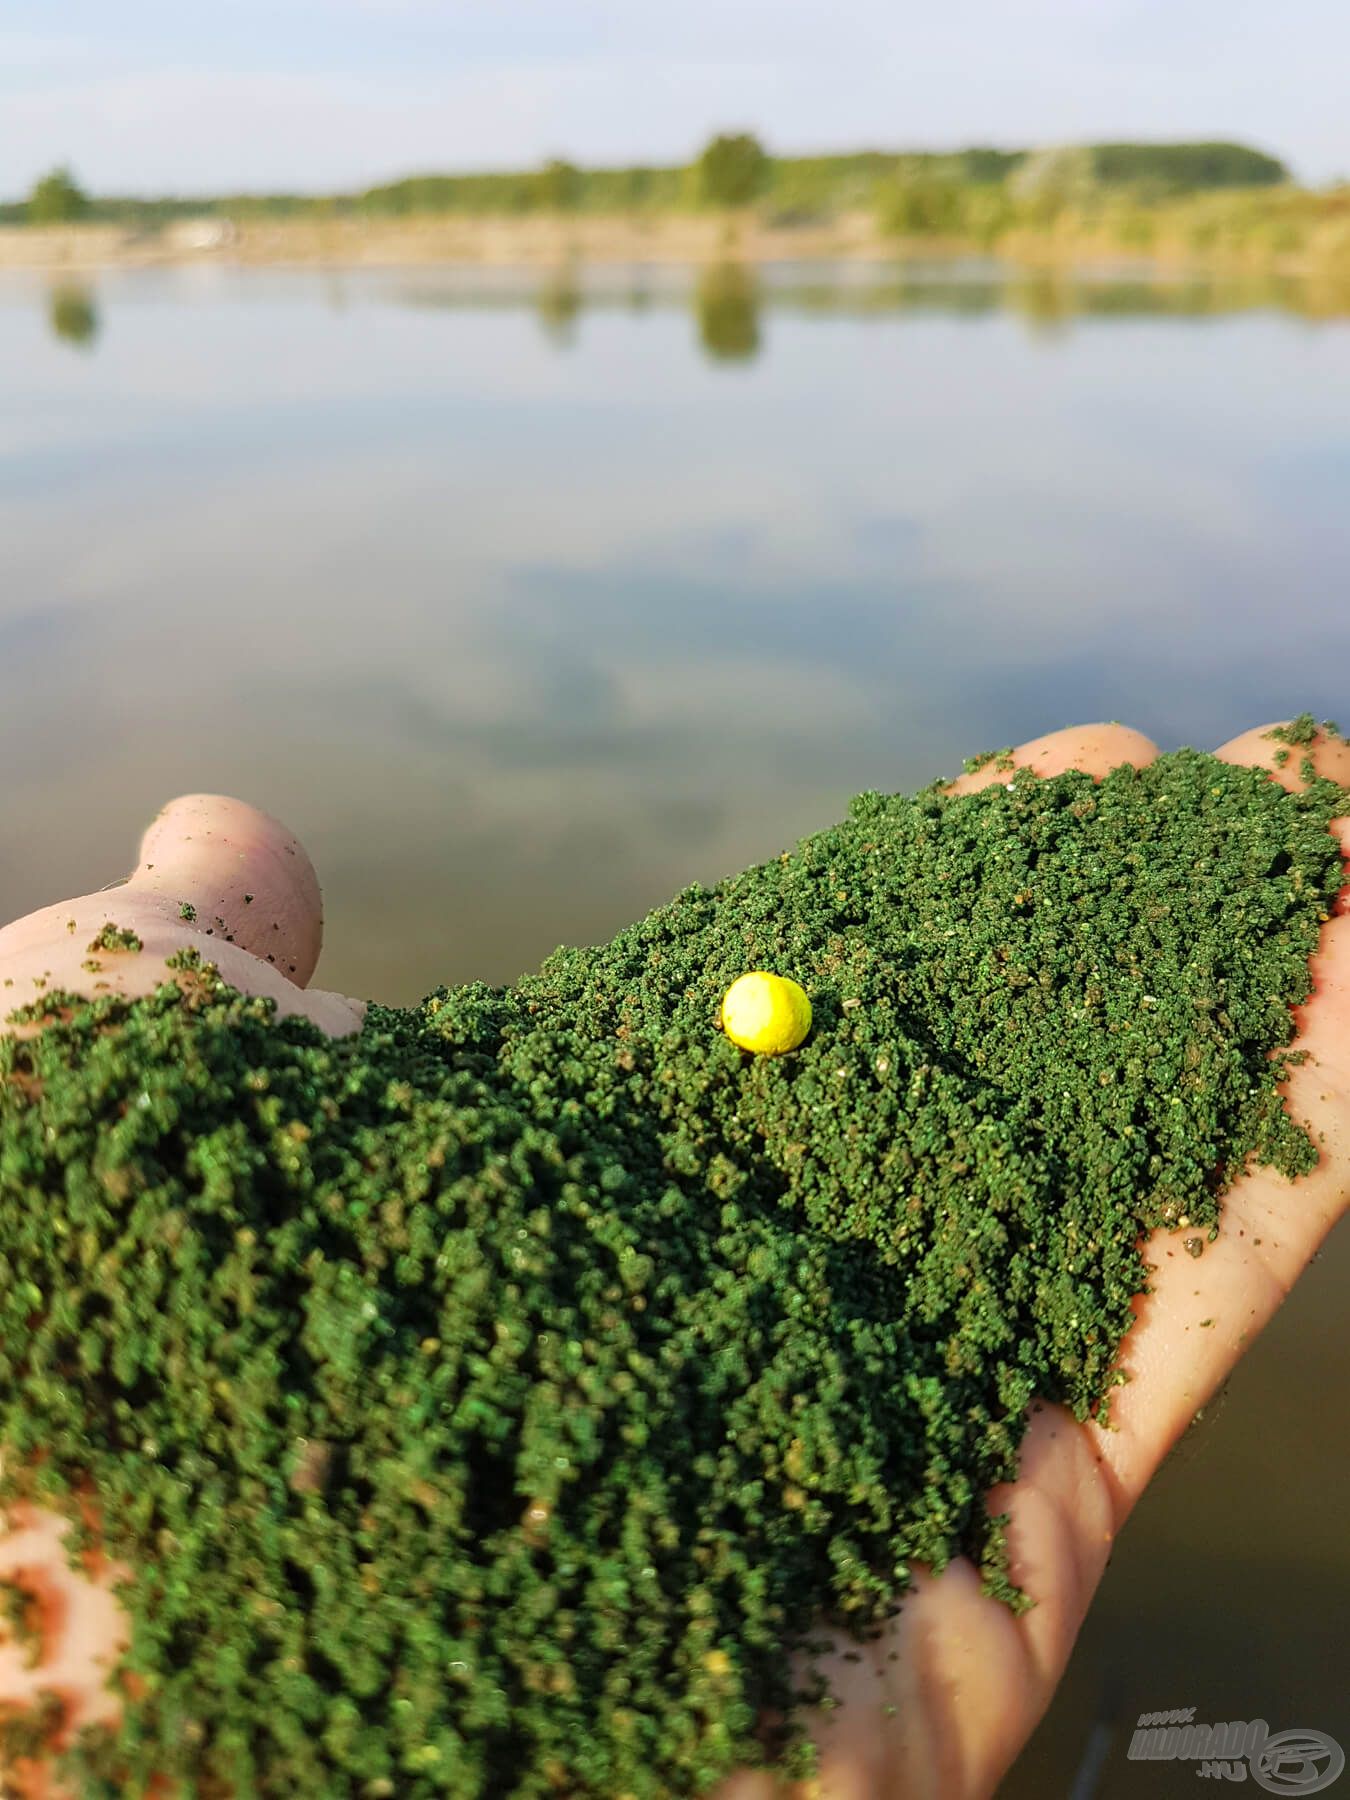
0 212 887 273
3 210 1348 291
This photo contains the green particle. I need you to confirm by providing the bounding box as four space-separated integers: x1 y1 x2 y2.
0 1577 42 1668
1264 713 1341 749
0 1690 63 1763
179 902 197 922
86 924 142 955
0 746 1346 1796
961 745 1016 775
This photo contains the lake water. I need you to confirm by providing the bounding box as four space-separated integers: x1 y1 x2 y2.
2 259 1347 1791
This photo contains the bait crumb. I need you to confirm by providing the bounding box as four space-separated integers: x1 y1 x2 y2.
0 1576 41 1669
962 746 1017 774
86 925 142 955
0 1691 64 1767
1265 713 1342 748
1 746 1346 1797
1263 715 1344 783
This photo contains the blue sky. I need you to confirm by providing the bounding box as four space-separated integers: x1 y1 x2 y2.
3 0 1346 197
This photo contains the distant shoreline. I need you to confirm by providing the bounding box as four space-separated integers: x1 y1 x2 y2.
0 212 889 273
2 211 1348 286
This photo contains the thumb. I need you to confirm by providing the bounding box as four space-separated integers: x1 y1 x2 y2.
1 796 363 1040
125 794 324 987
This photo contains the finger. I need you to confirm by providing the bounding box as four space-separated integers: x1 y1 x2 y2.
748 1385 1157 1800
125 794 324 986
945 723 1159 795
711 1408 1120 1800
0 915 365 1042
0 1502 128 1794
0 797 365 1041
1211 719 1350 793
1091 720 1350 1517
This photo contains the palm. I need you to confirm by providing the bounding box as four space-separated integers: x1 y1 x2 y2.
721 721 1350 1800
1 724 1346 1800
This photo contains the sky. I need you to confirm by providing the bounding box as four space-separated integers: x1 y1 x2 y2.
2 0 1347 199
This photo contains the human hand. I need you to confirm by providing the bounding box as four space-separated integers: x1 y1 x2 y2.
0 724 1345 1799
0 794 365 1045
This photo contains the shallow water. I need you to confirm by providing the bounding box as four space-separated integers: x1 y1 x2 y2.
1 258 1347 1787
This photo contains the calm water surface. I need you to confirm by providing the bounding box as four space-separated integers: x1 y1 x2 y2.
2 261 1347 1790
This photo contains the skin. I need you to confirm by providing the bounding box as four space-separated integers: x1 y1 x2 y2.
0 722 1346 1798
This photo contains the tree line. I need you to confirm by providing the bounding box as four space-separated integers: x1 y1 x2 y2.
2 135 1291 230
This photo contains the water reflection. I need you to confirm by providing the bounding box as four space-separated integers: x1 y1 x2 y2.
392 256 1350 368
534 265 583 348
6 253 1348 1003
30 258 1350 373
694 263 762 362
1008 272 1076 336
47 282 100 349
1 259 1349 1796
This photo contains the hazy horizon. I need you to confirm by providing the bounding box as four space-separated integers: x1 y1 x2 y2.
0 134 1305 209
2 0 1347 201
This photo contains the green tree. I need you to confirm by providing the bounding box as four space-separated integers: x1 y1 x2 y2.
616 166 655 210
1008 145 1096 219
961 185 1015 247
536 158 582 212
27 166 90 225
693 133 769 209
878 173 966 237
1089 140 1288 192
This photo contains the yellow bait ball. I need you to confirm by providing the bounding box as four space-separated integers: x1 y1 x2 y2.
720 972 812 1056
